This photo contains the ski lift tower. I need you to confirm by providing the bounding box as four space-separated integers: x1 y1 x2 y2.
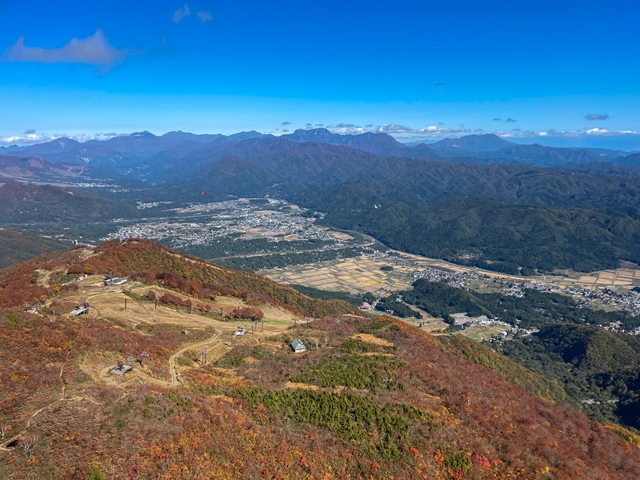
139 352 149 367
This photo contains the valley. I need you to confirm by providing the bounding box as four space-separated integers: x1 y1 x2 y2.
5 131 640 475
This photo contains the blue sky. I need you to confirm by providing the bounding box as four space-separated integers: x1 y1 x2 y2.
1 0 639 149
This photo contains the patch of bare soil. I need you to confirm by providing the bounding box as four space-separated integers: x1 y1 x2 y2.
350 333 395 347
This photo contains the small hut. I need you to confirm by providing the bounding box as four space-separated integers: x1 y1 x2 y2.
111 361 133 376
290 338 307 353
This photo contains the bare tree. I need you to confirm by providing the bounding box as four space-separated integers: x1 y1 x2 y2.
20 436 39 459
0 423 7 440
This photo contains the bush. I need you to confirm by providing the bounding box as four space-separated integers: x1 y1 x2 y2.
88 464 104 480
291 354 404 390
229 307 264 321
233 387 432 461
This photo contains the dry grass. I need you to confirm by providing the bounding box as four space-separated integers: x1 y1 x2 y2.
350 333 395 347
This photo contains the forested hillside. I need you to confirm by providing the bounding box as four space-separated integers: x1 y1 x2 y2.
0 181 139 223
0 228 68 268
318 197 640 273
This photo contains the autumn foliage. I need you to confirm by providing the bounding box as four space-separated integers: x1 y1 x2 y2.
229 306 264 321
0 239 355 318
2 240 640 479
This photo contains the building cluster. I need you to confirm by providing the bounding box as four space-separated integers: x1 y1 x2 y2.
451 312 538 337
103 199 362 252
491 278 554 295
568 287 640 317
412 266 490 288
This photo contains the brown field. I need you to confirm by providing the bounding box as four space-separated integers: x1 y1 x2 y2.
262 256 416 294
458 324 510 342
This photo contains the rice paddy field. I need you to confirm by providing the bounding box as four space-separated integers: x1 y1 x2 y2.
261 255 418 295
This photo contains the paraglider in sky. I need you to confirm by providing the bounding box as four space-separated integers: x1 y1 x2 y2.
435 83 447 96
201 191 206 196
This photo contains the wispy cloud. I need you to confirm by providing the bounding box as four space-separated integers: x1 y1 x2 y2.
331 123 367 135
497 127 639 140
374 124 471 136
493 118 501 121
196 11 213 23
585 113 609 121
0 132 122 146
281 121 291 126
505 118 517 123
0 30 142 73
173 5 190 23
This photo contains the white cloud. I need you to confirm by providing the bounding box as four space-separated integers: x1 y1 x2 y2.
173 5 190 23
586 128 609 135
0 131 123 146
196 11 213 23
332 126 368 135
1 133 55 145
0 30 142 72
376 124 412 134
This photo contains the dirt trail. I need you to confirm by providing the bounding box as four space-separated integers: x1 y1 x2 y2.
0 350 99 451
168 332 224 385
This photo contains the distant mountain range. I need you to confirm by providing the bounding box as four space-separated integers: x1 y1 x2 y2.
4 129 640 274
5 130 639 182
0 154 129 183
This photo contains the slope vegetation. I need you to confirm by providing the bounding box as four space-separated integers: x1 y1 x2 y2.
0 228 67 269
0 181 139 223
320 197 640 273
0 239 354 318
1 242 640 478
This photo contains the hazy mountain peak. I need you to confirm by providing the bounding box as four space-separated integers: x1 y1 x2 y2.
130 131 156 138
430 133 515 153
